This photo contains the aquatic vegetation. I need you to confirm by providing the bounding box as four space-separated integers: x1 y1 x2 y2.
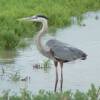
0 0 100 49
0 31 19 49
0 66 21 82
9 72 21 82
0 90 10 100
42 59 51 68
33 59 52 72
20 76 30 82
0 84 99 100
17 39 28 48
87 84 100 100
33 59 51 69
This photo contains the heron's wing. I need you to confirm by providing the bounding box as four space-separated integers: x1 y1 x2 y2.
46 39 87 61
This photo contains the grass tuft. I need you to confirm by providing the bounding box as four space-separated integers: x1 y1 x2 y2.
0 84 100 100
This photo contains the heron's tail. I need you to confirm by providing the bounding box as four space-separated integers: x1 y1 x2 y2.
81 53 87 60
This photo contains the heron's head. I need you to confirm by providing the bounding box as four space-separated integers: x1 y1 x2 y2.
18 15 48 23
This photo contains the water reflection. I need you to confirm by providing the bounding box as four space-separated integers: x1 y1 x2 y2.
0 50 17 64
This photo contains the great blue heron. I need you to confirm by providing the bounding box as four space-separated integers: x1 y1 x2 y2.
19 15 87 92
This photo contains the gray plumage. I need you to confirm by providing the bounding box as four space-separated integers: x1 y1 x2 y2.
46 39 87 62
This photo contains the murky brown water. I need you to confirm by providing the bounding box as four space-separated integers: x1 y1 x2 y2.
0 12 100 94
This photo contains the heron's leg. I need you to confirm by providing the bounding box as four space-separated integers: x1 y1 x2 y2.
60 61 63 92
54 61 58 92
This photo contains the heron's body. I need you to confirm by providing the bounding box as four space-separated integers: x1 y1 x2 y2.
19 15 87 92
46 39 87 62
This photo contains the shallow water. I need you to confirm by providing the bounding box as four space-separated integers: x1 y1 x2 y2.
0 12 100 94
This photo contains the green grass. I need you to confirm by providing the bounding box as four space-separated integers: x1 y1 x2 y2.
0 0 100 49
0 84 100 100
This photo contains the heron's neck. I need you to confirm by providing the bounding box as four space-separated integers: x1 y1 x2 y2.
38 20 48 36
36 20 49 55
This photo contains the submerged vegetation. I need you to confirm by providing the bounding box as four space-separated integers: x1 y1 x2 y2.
0 0 100 49
0 84 100 100
33 59 51 72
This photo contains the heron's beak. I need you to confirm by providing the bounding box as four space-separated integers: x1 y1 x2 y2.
17 17 33 22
